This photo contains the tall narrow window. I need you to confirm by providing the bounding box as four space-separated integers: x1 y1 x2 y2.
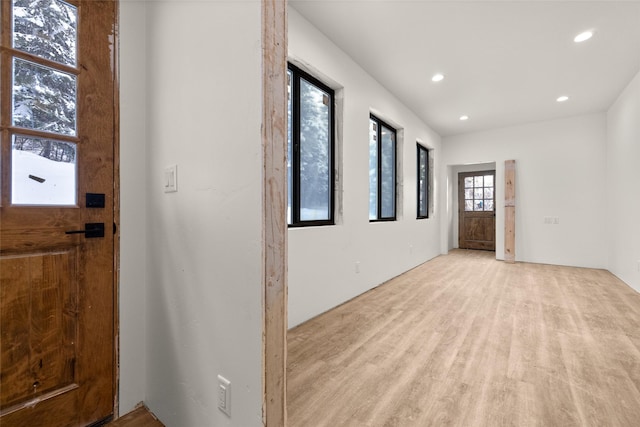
287 64 335 226
417 144 429 219
369 115 396 221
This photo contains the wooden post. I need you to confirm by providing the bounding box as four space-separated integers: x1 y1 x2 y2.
262 0 288 426
504 160 516 263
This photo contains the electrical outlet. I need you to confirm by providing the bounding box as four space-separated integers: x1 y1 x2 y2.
637 260 640 273
217 375 231 416
355 262 360 274
553 217 560 225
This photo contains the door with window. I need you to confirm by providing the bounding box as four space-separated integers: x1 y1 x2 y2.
458 171 495 251
1 1 117 426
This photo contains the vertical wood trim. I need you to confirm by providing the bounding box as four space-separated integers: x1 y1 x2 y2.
1 0 12 207
262 0 288 426
113 0 121 418
504 160 516 263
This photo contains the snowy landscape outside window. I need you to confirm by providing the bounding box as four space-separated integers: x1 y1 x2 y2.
10 0 79 206
287 64 335 226
417 144 429 219
369 115 396 221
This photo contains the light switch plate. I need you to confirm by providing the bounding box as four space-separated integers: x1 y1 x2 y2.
217 375 231 416
164 165 177 193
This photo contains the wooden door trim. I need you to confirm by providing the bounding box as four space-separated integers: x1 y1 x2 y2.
262 0 288 426
113 0 121 418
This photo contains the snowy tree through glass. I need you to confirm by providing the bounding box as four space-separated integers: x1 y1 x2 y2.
13 0 78 66
12 58 77 135
299 78 331 221
287 64 335 226
9 0 80 205
417 144 429 218
380 126 395 218
369 116 396 221
463 172 495 212
369 120 378 219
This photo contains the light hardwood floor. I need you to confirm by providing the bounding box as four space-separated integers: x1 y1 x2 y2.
287 250 640 426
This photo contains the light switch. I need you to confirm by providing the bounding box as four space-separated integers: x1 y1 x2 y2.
164 165 177 193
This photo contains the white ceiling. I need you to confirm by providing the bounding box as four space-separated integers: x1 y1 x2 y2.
289 0 640 137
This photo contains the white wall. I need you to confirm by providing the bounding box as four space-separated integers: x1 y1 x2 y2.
607 70 640 291
287 8 442 328
143 1 264 425
118 0 147 415
442 113 608 268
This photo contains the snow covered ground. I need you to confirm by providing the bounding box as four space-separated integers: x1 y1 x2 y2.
12 149 76 205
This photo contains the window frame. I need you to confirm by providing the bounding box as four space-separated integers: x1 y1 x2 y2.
287 63 336 227
417 143 429 219
369 114 397 222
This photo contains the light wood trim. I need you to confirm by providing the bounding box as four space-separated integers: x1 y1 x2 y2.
113 0 121 418
504 160 516 263
262 0 288 426
1 0 12 208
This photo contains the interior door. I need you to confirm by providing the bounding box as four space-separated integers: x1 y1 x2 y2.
458 171 496 251
1 1 117 426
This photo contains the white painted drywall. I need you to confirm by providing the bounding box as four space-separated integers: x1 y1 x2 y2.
118 0 147 415
442 114 608 268
606 70 640 291
143 1 263 425
287 8 442 328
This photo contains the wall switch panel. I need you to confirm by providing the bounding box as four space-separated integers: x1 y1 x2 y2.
164 164 177 193
217 375 231 416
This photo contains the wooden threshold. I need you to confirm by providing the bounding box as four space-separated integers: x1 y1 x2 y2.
106 407 163 427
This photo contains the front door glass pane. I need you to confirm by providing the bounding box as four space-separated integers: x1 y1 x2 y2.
12 0 78 66
12 58 77 136
465 172 495 212
11 135 77 205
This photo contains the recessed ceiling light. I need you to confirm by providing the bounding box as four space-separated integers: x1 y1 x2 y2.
574 30 593 43
459 115 469 121
431 73 444 82
556 95 569 102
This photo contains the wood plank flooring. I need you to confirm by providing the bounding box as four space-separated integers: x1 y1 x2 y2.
287 250 640 426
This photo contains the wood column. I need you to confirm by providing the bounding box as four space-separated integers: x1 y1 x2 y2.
262 0 288 426
504 160 516 263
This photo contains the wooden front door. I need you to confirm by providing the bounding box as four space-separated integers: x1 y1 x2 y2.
458 171 496 251
1 1 117 426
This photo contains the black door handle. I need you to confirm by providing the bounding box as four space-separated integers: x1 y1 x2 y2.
65 223 105 238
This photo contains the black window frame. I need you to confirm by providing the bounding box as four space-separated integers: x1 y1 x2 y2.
417 143 430 219
287 63 336 227
369 114 397 222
